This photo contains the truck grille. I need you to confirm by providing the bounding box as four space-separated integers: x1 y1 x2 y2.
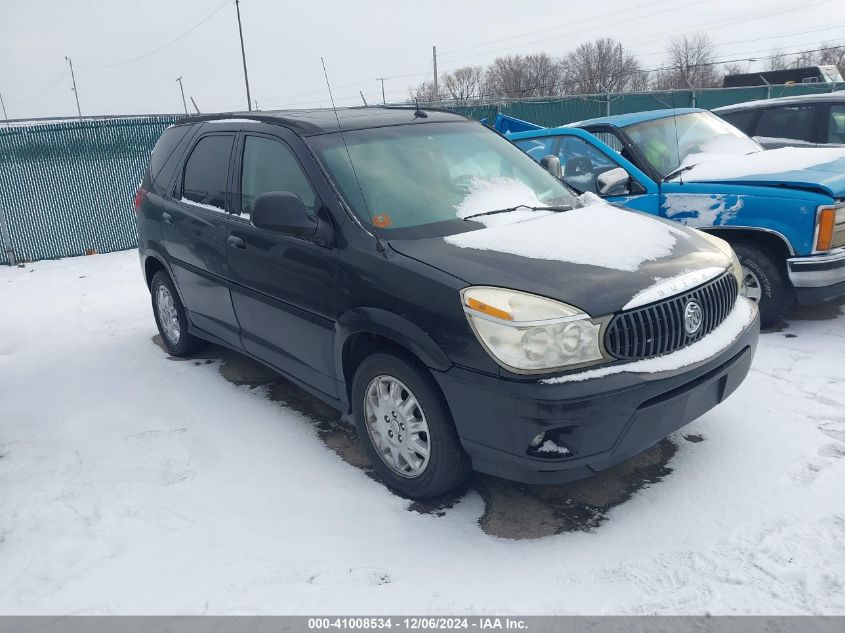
605 272 738 361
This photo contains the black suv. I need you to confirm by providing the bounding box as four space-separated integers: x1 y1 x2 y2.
136 107 760 499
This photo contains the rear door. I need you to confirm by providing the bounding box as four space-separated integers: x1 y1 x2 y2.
226 127 340 399
159 126 241 347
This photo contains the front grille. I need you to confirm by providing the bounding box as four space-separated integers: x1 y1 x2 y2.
605 272 738 361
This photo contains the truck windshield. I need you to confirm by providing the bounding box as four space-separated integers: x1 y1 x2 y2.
307 121 577 238
625 111 762 179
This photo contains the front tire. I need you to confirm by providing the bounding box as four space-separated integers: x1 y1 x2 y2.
352 351 471 500
150 271 206 357
732 242 793 328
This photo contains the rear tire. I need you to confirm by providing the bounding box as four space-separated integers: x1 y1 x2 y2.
732 242 793 328
352 351 471 500
150 271 206 357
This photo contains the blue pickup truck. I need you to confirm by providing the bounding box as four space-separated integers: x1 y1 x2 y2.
494 108 845 326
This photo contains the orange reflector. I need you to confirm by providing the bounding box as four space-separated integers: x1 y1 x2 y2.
817 208 835 251
466 297 513 321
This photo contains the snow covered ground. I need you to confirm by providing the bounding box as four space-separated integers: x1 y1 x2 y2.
1 250 844 615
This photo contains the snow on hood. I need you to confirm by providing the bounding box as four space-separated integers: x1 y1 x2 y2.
683 146 845 182
445 199 685 272
454 177 548 227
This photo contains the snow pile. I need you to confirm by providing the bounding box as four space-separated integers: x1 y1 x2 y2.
543 297 756 384
446 201 680 272
454 177 546 222
684 146 845 181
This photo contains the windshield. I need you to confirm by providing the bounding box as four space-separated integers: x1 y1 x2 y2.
307 121 577 239
624 111 762 179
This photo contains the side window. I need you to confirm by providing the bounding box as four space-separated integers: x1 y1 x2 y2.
557 136 617 195
826 105 845 144
146 125 192 189
240 136 317 217
591 131 625 154
719 110 757 136
182 134 234 211
755 105 818 142
513 137 554 161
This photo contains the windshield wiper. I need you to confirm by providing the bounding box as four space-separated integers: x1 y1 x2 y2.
663 164 697 182
462 204 573 221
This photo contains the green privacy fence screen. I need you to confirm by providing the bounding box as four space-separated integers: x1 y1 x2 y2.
0 115 181 264
0 82 842 264
445 82 845 127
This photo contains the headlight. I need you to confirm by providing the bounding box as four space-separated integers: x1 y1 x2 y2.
815 203 845 252
461 286 608 373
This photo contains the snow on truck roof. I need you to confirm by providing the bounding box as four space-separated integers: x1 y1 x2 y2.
178 106 469 135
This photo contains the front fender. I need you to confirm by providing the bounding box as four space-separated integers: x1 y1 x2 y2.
334 307 453 383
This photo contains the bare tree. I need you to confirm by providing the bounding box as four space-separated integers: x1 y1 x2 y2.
765 49 790 71
442 66 485 103
723 62 749 77
816 42 845 76
410 80 443 104
561 38 645 94
656 33 720 89
485 53 563 99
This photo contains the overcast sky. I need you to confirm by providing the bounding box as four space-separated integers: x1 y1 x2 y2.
1 0 843 120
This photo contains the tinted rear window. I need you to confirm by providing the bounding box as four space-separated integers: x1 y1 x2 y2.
146 125 192 188
718 110 757 135
182 134 234 211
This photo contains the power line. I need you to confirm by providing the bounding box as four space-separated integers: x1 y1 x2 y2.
77 0 230 69
437 0 832 68
438 0 675 57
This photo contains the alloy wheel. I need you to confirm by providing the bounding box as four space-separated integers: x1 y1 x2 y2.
155 284 181 345
364 375 431 478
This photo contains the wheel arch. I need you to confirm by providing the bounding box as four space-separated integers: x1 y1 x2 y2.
335 308 453 413
700 226 795 262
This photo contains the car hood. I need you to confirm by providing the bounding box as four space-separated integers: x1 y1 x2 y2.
389 203 732 317
682 147 845 198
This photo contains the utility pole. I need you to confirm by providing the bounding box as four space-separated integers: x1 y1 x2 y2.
377 77 386 104
190 96 201 114
234 0 252 111
65 56 82 120
432 46 438 97
175 76 188 114
0 89 9 128
359 91 368 106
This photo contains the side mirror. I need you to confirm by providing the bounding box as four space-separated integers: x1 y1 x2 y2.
539 154 562 179
595 167 631 196
252 192 318 236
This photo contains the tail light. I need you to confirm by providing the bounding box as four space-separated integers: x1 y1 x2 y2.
134 186 148 214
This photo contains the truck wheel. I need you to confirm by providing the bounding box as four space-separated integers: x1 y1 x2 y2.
732 243 793 328
352 351 471 500
150 271 206 357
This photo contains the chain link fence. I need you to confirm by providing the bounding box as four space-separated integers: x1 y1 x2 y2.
0 81 842 264
0 115 180 265
442 82 844 127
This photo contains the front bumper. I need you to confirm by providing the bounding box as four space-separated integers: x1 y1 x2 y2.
788 247 845 304
433 306 760 485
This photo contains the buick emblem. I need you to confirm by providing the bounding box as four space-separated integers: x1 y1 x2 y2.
684 300 703 335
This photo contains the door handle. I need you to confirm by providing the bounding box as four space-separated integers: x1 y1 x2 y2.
162 212 174 225
228 235 246 249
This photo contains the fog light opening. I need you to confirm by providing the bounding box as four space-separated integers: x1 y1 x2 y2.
527 430 573 458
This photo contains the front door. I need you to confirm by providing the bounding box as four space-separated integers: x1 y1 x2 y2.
510 129 659 213
160 131 241 347
226 131 340 399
